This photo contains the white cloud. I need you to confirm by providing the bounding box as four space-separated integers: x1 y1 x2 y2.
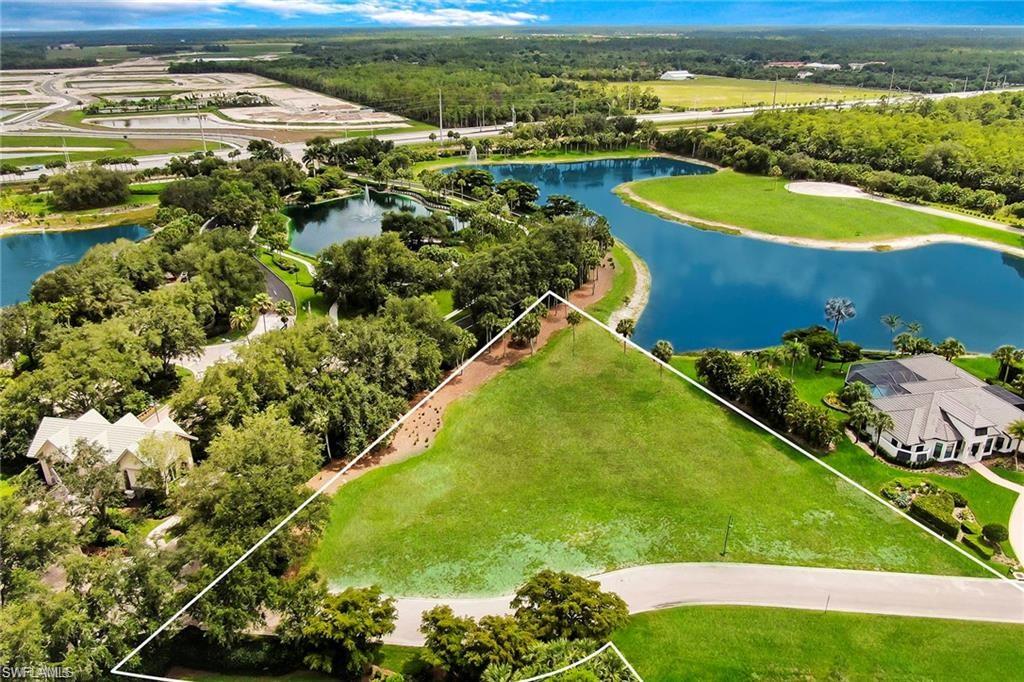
4 0 545 26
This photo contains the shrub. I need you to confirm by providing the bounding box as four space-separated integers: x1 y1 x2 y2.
982 523 1009 544
784 399 841 449
909 492 959 539
963 533 994 559
695 349 746 400
839 380 872 407
740 368 796 427
961 519 982 536
950 491 968 508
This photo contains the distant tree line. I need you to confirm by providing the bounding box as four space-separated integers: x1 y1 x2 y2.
658 91 1024 218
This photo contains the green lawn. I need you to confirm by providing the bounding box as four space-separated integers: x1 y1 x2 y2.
614 605 1024 681
621 169 1023 252
258 252 330 320
0 133 222 166
602 75 889 110
0 473 16 499
994 465 1024 487
429 288 455 316
312 320 986 598
587 240 636 323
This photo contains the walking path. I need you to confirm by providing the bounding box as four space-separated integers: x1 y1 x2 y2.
382 562 1024 646
968 461 1024 560
305 257 617 494
608 242 650 330
616 185 1024 260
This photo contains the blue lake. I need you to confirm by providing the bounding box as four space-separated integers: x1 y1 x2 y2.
480 158 1024 352
1 224 150 307
288 189 432 256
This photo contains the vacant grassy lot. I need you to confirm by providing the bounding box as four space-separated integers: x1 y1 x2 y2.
608 76 888 110
312 320 985 597
0 133 221 165
614 605 1024 681
622 170 1023 252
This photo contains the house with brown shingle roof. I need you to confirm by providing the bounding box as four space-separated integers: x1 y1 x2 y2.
846 355 1024 466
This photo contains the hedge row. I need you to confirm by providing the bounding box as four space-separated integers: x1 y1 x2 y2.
909 492 959 540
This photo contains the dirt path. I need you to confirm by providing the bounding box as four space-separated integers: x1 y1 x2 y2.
306 257 616 495
616 184 1024 260
608 242 650 329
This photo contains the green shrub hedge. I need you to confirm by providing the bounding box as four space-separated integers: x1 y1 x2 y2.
962 533 994 560
909 492 959 540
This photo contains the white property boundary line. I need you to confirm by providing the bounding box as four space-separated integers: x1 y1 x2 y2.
550 292 1023 591
113 290 1022 680
111 296 549 681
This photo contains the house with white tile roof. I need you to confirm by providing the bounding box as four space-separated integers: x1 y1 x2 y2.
27 408 195 493
846 355 1024 466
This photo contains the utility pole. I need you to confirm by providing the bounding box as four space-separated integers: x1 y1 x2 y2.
963 76 969 93
887 68 895 100
983 64 991 92
720 514 734 556
438 89 444 143
197 107 207 153
511 104 516 126
627 76 633 112
771 75 779 109
61 136 70 167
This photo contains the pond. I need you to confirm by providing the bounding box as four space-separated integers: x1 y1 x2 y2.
1 224 150 306
478 158 1024 352
87 114 239 130
287 188 432 256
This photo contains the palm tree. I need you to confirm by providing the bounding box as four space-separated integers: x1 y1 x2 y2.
824 297 857 338
567 310 582 354
651 340 674 378
250 293 274 334
781 340 808 379
454 329 476 374
275 300 295 327
993 345 1019 382
229 305 252 335
936 337 965 362
880 314 902 353
869 409 895 453
615 318 636 353
905 321 923 338
478 312 501 344
1007 419 1024 472
847 401 874 443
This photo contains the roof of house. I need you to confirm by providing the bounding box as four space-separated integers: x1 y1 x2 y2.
27 408 194 465
847 355 1024 445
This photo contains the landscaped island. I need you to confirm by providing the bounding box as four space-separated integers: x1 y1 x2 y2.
617 169 1024 254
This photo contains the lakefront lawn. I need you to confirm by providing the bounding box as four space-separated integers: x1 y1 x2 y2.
619 169 1022 251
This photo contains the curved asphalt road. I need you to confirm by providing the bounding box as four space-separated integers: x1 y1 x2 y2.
382 562 1024 646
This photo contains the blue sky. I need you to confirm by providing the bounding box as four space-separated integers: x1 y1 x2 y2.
4 1 1023 32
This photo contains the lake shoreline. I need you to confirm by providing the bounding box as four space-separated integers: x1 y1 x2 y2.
615 182 1024 260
